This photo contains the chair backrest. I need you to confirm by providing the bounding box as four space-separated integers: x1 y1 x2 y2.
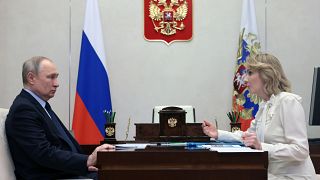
152 105 196 123
0 108 16 180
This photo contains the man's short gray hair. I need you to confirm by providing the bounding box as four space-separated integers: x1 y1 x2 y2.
22 56 51 85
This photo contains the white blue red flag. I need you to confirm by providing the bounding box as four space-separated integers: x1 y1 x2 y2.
72 0 112 144
233 0 261 131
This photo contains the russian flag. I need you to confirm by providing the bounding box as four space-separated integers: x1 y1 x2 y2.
232 0 260 131
72 0 112 144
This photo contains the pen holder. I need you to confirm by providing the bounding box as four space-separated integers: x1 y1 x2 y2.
104 123 116 143
230 122 241 132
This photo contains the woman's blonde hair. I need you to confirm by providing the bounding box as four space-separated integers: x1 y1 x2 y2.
246 53 291 96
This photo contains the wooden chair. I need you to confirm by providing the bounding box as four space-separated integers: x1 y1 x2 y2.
152 105 196 123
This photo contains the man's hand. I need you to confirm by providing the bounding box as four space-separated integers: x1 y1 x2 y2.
87 144 115 171
242 132 262 150
202 120 218 139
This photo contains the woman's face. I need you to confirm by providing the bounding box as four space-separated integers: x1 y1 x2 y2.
246 69 266 99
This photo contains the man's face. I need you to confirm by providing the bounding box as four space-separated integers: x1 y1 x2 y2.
28 60 59 101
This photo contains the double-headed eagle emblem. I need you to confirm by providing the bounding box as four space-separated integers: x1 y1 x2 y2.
149 0 188 36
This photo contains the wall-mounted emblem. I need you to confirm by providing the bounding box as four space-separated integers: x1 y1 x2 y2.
144 0 192 45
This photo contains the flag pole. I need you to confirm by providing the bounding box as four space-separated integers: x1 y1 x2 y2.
265 0 268 51
68 0 72 130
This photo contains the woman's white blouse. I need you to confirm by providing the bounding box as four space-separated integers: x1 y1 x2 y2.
217 92 316 179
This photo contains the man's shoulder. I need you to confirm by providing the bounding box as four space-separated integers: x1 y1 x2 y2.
7 90 40 119
10 91 34 109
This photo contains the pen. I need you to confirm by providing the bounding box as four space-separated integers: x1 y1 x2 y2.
159 142 210 147
103 110 109 124
186 142 208 147
215 119 218 129
111 111 115 123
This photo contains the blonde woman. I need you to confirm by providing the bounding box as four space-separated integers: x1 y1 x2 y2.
202 53 316 179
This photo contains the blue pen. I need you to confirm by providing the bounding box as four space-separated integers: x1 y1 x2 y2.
186 142 208 147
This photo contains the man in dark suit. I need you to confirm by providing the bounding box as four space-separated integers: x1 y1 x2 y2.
5 56 114 180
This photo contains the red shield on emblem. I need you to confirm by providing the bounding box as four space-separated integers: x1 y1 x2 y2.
233 65 247 94
144 0 193 45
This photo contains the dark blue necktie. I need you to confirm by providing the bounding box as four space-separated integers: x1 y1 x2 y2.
45 102 77 152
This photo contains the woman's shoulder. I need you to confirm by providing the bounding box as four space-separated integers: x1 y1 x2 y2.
276 92 302 103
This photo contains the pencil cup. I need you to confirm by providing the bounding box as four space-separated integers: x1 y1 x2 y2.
230 122 241 132
105 123 116 139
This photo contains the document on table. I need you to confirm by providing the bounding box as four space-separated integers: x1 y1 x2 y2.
115 143 150 149
201 145 264 152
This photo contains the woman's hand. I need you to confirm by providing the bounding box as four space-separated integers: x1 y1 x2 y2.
242 131 262 150
202 120 218 139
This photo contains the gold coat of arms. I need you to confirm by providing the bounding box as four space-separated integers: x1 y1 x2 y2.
144 0 193 45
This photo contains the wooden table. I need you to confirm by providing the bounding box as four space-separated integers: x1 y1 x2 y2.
97 146 268 180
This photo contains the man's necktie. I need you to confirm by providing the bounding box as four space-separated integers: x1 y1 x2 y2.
45 102 77 152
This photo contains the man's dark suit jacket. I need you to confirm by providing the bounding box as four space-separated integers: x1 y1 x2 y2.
5 89 90 180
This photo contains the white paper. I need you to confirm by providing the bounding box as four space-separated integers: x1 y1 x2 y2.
201 145 264 152
115 143 149 149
